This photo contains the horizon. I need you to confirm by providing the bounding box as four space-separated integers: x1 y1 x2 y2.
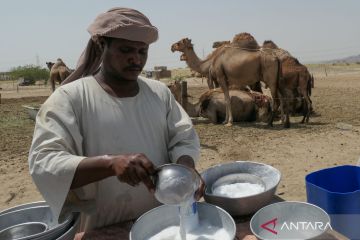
1 0 360 72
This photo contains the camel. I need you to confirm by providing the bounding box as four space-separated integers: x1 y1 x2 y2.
171 38 222 89
209 33 290 127
46 58 72 92
171 37 262 93
167 80 272 123
262 40 313 123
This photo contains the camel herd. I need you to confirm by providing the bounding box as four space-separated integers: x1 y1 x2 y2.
171 32 314 128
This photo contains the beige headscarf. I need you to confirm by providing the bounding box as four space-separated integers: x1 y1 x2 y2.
62 7 158 85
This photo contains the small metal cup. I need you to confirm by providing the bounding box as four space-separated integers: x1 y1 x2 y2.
154 164 200 205
0 222 47 240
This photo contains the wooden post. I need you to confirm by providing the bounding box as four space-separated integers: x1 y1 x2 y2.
181 81 188 111
324 65 328 77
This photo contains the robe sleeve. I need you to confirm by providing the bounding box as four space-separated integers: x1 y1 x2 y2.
166 90 200 164
28 88 94 223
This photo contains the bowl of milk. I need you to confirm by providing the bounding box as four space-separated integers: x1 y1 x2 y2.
129 202 236 240
201 161 281 216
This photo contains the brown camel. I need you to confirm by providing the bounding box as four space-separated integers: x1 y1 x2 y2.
210 33 289 127
262 40 313 123
171 38 222 89
171 37 262 93
46 58 72 92
167 80 272 124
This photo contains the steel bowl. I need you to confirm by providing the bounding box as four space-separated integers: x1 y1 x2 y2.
0 222 47 240
0 205 74 240
0 201 47 215
56 213 80 240
154 164 201 205
201 161 281 216
129 202 236 240
250 201 331 239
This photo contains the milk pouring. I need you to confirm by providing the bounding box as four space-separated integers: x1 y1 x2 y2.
179 198 199 236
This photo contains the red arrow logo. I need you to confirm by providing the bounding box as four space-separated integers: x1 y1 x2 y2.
260 218 278 235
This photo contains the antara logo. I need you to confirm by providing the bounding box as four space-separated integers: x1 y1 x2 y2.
280 221 332 231
260 218 278 235
260 218 332 235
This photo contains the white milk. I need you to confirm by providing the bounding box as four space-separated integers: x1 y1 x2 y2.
147 224 231 240
179 199 199 240
158 175 188 203
213 182 265 198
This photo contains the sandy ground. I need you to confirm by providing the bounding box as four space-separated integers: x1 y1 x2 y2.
1 66 360 212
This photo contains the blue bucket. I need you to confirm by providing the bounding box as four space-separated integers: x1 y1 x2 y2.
306 165 360 239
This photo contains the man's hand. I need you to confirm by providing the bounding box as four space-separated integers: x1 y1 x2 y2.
108 153 156 193
176 155 205 201
71 153 155 193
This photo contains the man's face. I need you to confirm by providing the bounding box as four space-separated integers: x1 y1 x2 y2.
102 38 149 81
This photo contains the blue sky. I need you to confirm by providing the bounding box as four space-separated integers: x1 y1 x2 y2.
1 0 359 71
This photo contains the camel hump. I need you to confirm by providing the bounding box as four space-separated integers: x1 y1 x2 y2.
262 40 279 49
231 32 260 50
51 58 70 71
282 56 307 73
212 41 230 48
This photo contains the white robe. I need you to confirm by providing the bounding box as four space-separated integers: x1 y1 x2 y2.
28 76 200 231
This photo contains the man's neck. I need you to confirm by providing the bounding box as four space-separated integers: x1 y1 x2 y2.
94 71 139 98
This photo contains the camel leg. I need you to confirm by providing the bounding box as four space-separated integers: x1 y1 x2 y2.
224 88 233 126
300 92 312 124
267 85 282 127
206 77 214 89
298 75 312 123
50 76 55 92
277 88 291 128
218 77 232 126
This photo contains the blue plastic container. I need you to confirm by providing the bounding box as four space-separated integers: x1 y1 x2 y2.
306 165 360 239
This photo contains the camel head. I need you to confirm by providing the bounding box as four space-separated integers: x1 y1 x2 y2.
171 38 193 53
254 94 273 123
212 41 230 48
262 40 279 49
46 62 55 71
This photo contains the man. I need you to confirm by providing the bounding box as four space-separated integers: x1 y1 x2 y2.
28 7 201 232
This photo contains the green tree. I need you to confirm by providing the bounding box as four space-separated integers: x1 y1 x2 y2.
9 65 49 84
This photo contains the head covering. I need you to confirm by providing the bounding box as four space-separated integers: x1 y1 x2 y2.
62 7 158 85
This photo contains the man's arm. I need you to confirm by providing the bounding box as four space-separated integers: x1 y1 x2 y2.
71 153 156 192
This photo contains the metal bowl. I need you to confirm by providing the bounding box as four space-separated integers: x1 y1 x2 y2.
154 164 200 205
0 206 73 240
0 201 47 215
0 222 47 240
56 213 80 240
129 202 236 240
250 201 331 239
201 161 281 216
